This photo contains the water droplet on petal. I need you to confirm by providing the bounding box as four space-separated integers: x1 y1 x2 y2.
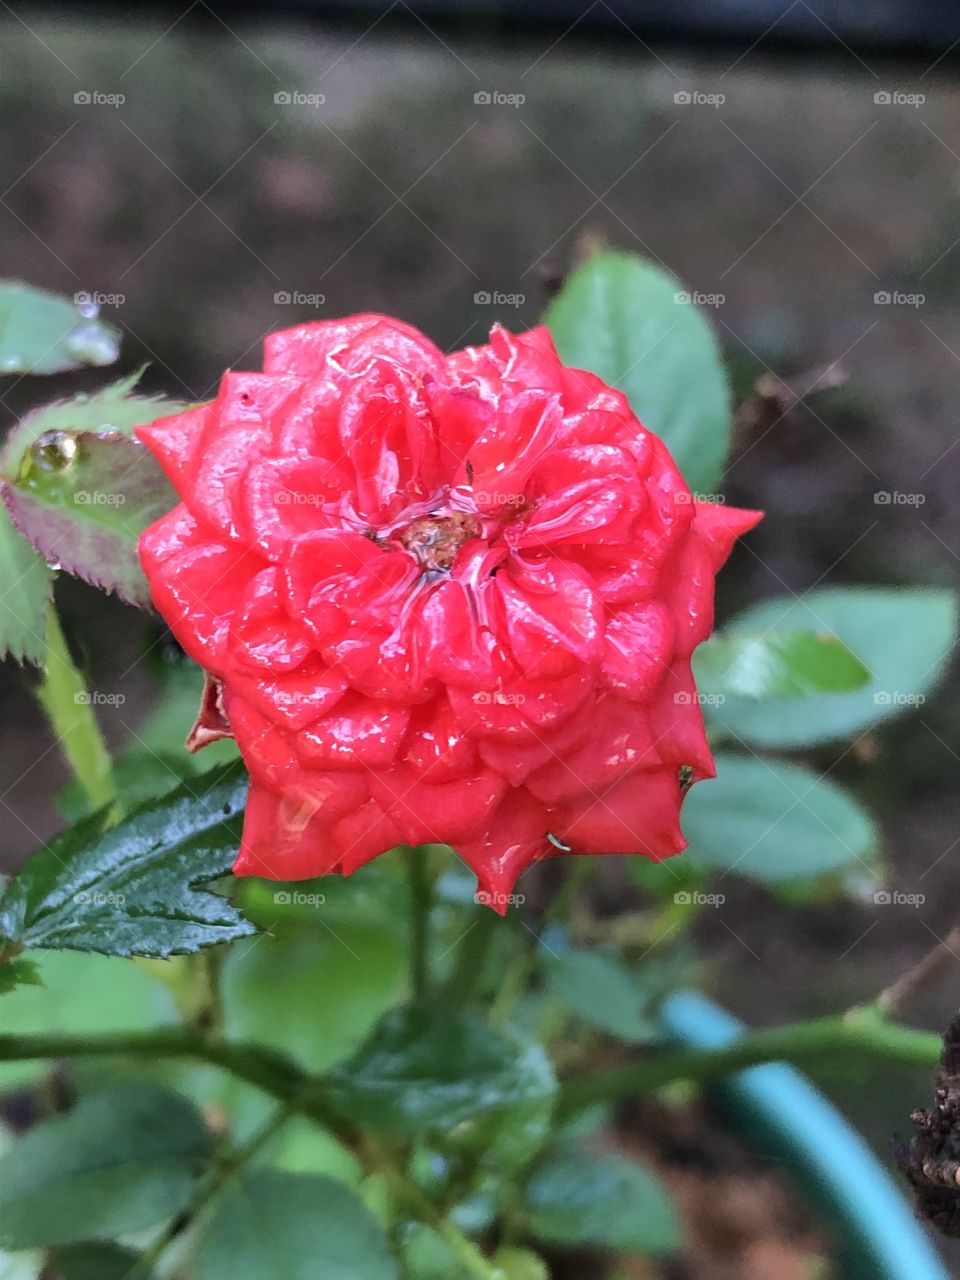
76 299 100 320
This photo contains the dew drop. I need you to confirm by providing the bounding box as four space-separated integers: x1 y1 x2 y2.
30 430 78 472
65 320 120 367
76 298 100 320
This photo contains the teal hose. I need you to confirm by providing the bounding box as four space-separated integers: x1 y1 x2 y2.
659 991 948 1280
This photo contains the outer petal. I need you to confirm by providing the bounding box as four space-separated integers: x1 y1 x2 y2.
234 783 341 879
457 788 550 912
369 764 505 846
550 768 686 858
136 403 209 491
264 314 445 380
139 505 265 671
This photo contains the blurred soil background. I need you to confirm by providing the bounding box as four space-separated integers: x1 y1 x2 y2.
1 10 960 1271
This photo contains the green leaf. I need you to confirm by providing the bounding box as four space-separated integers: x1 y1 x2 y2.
325 1005 556 1170
0 376 186 607
0 1083 213 1249
523 1150 679 1254
0 957 42 997
491 1247 550 1280
192 1169 398 1280
542 948 656 1043
542 251 731 493
0 762 256 958
52 1243 155 1280
0 503 50 665
683 754 878 883
694 629 870 699
710 587 958 747
0 283 119 374
0 373 186 467
221 918 405 1075
0 950 178 1091
400 1224 462 1280
3 434 174 608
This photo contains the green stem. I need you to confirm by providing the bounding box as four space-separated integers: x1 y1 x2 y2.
557 1008 942 1118
490 857 597 1028
405 845 432 1002
136 1102 294 1273
0 1027 501 1277
380 1157 504 1280
444 906 499 1005
36 609 115 812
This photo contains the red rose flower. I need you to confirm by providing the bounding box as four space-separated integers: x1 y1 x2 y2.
138 315 760 910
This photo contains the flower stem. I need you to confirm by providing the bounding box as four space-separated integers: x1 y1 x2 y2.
443 906 499 1005
36 609 115 813
136 1102 294 1273
556 1007 942 1118
405 845 432 1002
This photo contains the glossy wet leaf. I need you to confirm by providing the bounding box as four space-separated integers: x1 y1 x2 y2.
683 753 877 883
192 1169 398 1280
0 1083 212 1249
543 947 656 1043
0 762 255 957
0 283 120 374
694 629 870 699
709 587 958 746
523 1150 679 1254
543 251 731 493
325 1005 556 1170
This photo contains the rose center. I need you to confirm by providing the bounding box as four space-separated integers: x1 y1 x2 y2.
397 512 481 573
